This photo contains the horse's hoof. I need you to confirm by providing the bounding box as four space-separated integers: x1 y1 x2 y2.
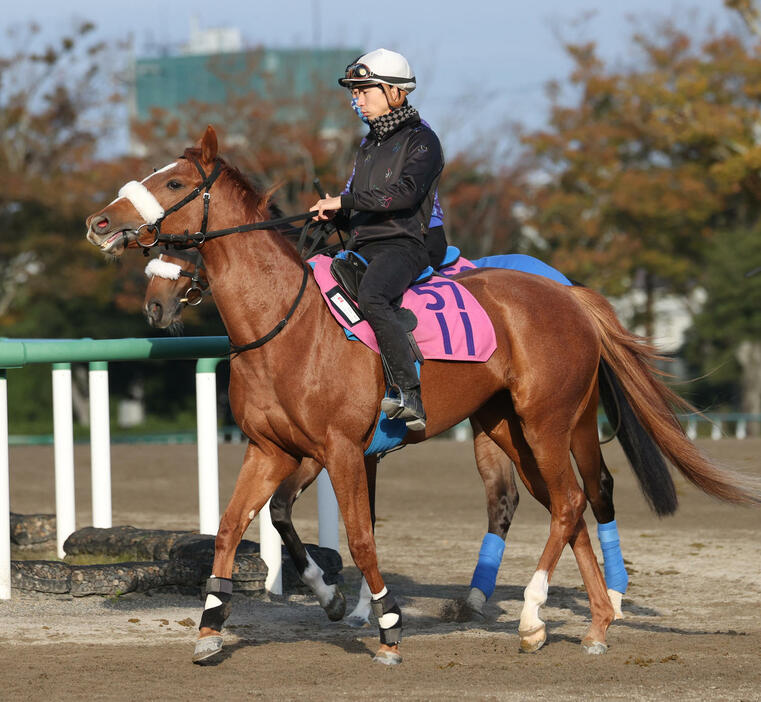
582 638 608 655
464 604 487 624
464 588 487 623
518 625 546 653
324 589 346 621
346 614 370 629
373 649 403 665
192 634 223 664
607 588 624 620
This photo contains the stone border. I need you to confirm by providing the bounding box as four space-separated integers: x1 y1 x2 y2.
10 522 342 597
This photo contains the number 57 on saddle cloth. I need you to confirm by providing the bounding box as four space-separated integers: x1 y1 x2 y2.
308 254 497 363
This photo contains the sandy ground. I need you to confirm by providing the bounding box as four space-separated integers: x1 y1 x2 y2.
2 438 760 701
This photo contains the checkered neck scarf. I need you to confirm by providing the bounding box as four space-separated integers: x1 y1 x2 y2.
368 105 419 141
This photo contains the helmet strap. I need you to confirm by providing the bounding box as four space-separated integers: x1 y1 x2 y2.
381 84 407 109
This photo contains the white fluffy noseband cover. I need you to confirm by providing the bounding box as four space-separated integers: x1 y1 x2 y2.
145 258 182 280
118 181 165 225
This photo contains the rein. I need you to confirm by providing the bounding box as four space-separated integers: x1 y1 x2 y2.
135 155 328 353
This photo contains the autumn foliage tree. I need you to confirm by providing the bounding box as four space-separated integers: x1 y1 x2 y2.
524 17 761 330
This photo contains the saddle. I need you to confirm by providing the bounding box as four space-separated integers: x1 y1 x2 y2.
329 250 432 362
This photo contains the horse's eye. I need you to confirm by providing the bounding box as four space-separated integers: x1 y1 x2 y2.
167 180 183 190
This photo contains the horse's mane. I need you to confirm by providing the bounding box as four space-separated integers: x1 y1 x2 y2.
182 147 282 223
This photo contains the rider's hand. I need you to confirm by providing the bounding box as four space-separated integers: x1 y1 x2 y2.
310 194 341 221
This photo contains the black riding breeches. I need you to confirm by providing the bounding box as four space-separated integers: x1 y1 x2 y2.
356 238 430 390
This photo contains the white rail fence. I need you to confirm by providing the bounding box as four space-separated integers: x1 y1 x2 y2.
0 337 340 601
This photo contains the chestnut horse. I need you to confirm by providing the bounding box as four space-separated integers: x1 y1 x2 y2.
86 126 758 666
142 243 641 623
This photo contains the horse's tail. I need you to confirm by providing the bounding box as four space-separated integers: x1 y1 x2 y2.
572 286 761 506
597 357 678 516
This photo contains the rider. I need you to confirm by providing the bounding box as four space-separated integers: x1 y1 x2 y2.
311 48 444 431
345 92 448 269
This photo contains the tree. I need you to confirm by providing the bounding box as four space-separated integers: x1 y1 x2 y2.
681 225 761 428
523 16 761 336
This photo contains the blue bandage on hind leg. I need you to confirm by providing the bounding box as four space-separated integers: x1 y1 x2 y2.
597 520 629 594
469 533 506 599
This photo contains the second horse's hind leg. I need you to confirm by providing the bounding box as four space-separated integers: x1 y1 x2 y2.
571 388 628 619
463 417 519 620
269 458 346 621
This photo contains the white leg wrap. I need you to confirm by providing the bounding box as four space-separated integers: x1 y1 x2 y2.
347 577 372 623
519 570 548 634
607 588 624 620
372 586 388 600
302 553 337 608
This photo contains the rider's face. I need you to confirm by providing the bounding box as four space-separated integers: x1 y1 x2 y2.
351 85 390 120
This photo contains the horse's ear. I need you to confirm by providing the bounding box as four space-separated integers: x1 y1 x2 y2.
200 125 218 163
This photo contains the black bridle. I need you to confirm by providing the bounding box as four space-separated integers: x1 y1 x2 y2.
156 248 209 306
135 155 332 353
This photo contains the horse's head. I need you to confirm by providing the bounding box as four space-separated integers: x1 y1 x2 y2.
85 126 220 257
143 249 208 332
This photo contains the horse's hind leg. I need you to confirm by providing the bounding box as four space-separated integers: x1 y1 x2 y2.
194 441 299 664
571 388 628 619
464 417 519 620
477 397 614 653
269 458 346 621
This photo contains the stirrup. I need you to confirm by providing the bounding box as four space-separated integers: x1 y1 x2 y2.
380 387 426 431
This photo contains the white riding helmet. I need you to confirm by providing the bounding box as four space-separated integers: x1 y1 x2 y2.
338 48 416 93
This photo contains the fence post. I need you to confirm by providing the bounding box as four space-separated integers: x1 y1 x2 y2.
686 418 698 440
195 359 221 536
711 421 722 440
89 362 111 528
736 418 747 440
0 370 10 599
317 469 339 551
52 363 76 559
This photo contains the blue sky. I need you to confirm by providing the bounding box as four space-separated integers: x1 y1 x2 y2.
4 0 739 154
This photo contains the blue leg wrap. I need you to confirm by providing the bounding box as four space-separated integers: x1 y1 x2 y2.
469 533 506 599
597 520 629 594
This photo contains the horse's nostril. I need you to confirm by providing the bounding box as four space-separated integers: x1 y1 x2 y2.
91 214 110 230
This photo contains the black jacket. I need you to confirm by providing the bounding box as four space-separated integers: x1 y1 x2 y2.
339 116 444 248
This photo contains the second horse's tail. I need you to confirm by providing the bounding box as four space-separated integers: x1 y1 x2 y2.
572 286 760 506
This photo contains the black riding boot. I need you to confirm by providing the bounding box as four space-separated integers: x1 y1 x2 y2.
374 328 426 431
380 384 426 431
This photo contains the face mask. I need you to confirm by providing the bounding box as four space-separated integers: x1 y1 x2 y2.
350 96 369 124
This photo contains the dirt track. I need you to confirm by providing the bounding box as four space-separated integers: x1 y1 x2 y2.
2 438 760 701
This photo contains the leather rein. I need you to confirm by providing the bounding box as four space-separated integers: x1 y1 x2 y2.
133 155 330 354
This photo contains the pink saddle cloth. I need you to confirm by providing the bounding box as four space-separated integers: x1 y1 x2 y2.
309 254 496 362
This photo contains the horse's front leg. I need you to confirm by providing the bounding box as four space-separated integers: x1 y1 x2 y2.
326 438 402 665
269 458 346 621
193 441 299 664
346 454 378 628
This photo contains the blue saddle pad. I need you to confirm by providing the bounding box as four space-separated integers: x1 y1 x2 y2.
471 254 572 286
